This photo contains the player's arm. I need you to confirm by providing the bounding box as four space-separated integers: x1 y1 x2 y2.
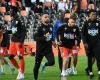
82 21 88 43
0 31 3 45
82 21 88 49
75 27 81 47
56 26 63 46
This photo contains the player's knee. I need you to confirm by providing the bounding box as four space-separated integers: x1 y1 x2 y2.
9 55 15 60
18 56 23 59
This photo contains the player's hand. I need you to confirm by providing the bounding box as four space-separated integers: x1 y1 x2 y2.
44 32 52 41
57 41 62 46
17 51 23 57
0 48 3 54
17 51 20 56
59 47 63 58
84 43 88 49
52 41 57 48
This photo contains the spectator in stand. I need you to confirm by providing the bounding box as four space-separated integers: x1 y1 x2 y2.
34 3 43 14
58 0 66 12
51 1 57 14
72 0 78 14
65 1 69 10
88 1 95 10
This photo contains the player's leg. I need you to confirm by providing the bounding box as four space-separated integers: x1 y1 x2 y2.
0 47 5 74
0 58 5 74
72 46 78 75
9 42 20 79
66 57 72 75
17 55 24 80
9 42 19 70
85 57 95 76
16 42 25 80
9 55 19 70
61 47 69 77
58 47 63 72
87 49 94 79
68 57 71 68
2 47 15 74
41 48 55 72
45 51 55 66
34 52 44 80
94 45 100 80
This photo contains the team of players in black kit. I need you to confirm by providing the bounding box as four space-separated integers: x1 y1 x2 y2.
0 6 100 80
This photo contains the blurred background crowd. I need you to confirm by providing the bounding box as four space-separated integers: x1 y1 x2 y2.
0 0 100 41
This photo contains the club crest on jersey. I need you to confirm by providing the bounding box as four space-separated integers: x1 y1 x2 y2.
16 21 18 24
12 27 17 34
88 23 91 26
73 29 76 32
50 27 52 31
43 28 45 31
96 23 99 26
88 28 98 36
64 27 67 30
64 33 74 39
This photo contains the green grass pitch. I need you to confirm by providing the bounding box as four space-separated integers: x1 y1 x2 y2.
0 56 99 80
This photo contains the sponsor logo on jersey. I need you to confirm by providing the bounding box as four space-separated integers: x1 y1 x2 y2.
96 23 99 26
73 29 76 32
64 33 74 39
88 23 91 26
88 28 98 36
64 27 67 30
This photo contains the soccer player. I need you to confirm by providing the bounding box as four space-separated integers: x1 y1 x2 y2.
0 26 15 74
68 14 79 75
53 10 65 72
33 12 55 80
82 10 100 79
0 26 4 74
53 10 71 72
0 26 3 47
8 10 27 80
57 15 81 77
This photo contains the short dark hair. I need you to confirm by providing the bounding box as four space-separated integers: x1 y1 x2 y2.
70 13 78 21
21 6 26 10
65 9 70 14
43 12 49 15
88 9 97 15
89 1 94 4
58 10 64 13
